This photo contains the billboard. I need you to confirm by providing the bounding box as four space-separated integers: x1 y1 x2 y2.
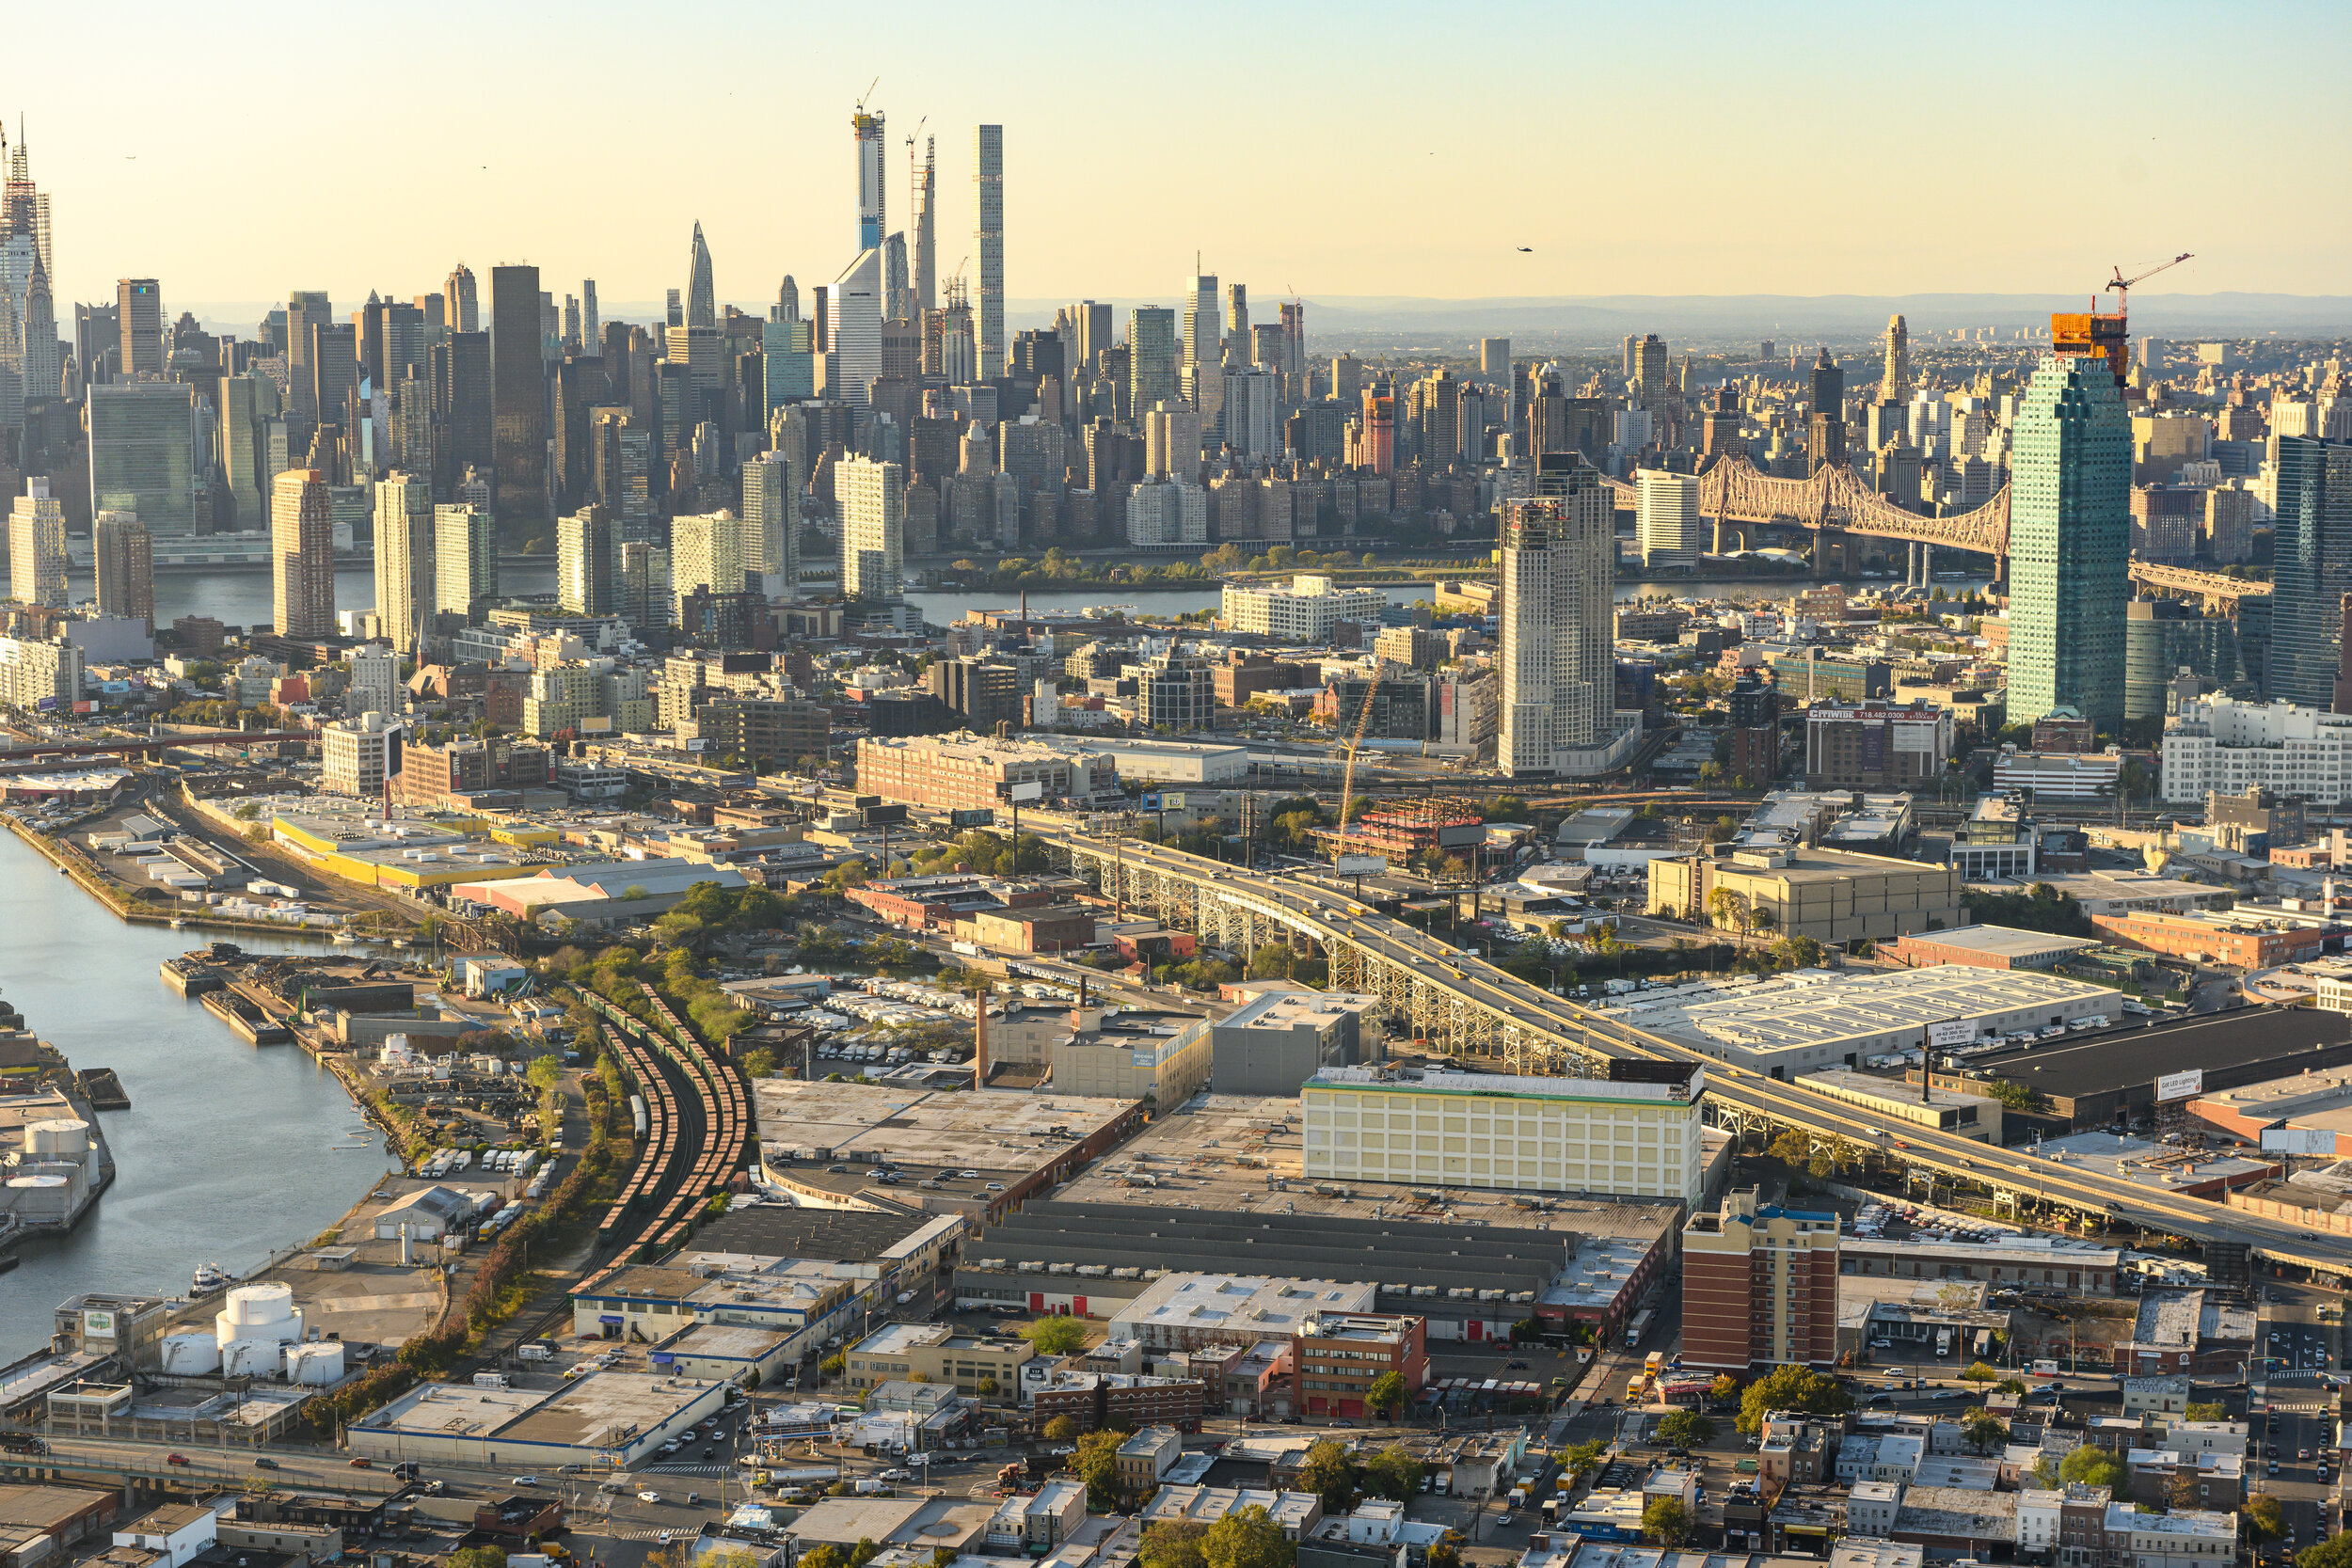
1161 793 1187 811
1004 780 1044 803
2261 1127 2338 1157
948 808 997 829
2154 1069 2204 1102
1925 1020 1977 1050
1336 853 1389 876
81 1309 115 1340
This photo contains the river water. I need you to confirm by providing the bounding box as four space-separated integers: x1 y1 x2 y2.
0 827 400 1342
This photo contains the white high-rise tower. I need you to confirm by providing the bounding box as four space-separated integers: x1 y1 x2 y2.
912 135 937 318
974 124 1004 373
1498 458 1629 777
854 108 886 251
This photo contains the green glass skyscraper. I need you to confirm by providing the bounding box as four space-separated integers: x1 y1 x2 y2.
2266 436 2352 709
2009 352 2129 733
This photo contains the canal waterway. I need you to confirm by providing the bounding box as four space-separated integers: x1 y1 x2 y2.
0 826 399 1341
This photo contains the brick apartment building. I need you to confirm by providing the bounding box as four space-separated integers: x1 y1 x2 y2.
1028 1370 1206 1434
1681 1190 1841 1371
1291 1313 1429 1420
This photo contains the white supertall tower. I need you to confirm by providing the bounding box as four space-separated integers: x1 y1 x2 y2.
912 135 936 318
974 124 1004 373
854 108 886 252
1183 268 1221 452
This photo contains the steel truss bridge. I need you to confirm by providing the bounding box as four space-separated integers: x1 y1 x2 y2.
2128 561 2273 610
1601 454 2010 557
1034 815 2347 1278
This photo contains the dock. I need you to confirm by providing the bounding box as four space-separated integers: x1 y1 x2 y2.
73 1069 129 1111
160 956 222 996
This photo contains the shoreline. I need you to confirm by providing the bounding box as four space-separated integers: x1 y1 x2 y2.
0 810 407 1276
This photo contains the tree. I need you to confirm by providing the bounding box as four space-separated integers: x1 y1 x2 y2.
2166 1466 2201 1512
1425 1545 1461 1568
1200 1504 1296 1568
2245 1496 2286 1543
1073 1428 1125 1511
741 1048 776 1080
1708 1373 1740 1404
451 1550 507 1568
1296 1439 1361 1514
1142 1523 1212 1568
1960 1361 2000 1384
819 1353 846 1377
2297 1538 2352 1568
1998 1376 2028 1398
1656 1411 1716 1451
1641 1497 1692 1547
2184 1401 2228 1421
1022 1315 1089 1356
1366 1370 1408 1419
1961 1409 2008 1454
1041 1415 1081 1441
1359 1445 1426 1502
2058 1446 2124 1490
1562 1439 1609 1479
1737 1365 1853 1434
525 1054 564 1092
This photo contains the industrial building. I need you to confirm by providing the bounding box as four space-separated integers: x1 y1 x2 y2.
839 1321 1035 1394
1299 1062 1708 1204
1883 926 2105 972
1646 846 1964 946
1210 986 1379 1097
752 1078 1143 1218
1046 1006 1215 1106
2189 1065 2352 1149
1220 575 1390 641
1962 1008 2352 1129
2031 1132 2278 1198
1594 966 2115 1080
567 1260 857 1361
347 1370 731 1465
1794 1069 2005 1143
2090 905 2333 969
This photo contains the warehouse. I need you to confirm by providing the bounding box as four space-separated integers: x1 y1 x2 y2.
1957 1008 2352 1129
1595 967 2116 1080
1646 846 1963 945
347 1370 729 1465
2188 1066 2352 1148
1883 926 2105 972
1794 1069 2004 1143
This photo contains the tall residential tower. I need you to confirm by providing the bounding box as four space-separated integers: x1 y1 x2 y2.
2007 350 2130 731
1497 458 1627 777
973 124 1003 373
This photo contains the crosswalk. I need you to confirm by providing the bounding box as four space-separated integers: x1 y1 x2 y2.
639 1463 726 1476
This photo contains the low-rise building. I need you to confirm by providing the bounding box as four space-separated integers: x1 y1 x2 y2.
2090 905 2331 969
1210 986 1377 1097
1883 925 2105 972
1115 1427 1185 1496
1290 1313 1428 1420
1796 1069 2004 1144
2104 1503 2237 1568
841 1322 1036 1395
1647 845 1965 946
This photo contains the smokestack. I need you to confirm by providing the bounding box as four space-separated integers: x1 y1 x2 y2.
975 980 990 1090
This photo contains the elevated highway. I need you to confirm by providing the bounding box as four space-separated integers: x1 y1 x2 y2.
1031 815 2352 1279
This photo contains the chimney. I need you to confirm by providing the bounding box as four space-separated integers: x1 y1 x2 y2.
975 980 991 1090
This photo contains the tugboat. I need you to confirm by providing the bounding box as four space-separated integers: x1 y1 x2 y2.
189 1262 230 1298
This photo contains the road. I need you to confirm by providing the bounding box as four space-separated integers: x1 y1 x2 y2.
1021 815 2352 1278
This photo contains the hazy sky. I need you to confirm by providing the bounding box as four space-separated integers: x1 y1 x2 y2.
16 0 2349 322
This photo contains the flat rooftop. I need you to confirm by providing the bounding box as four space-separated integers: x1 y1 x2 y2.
753 1079 1137 1170
1601 967 2114 1057
1799 1068 2002 1114
1306 1065 1700 1104
2036 1132 2277 1191
1055 1093 1693 1236
357 1370 717 1449
1973 1007 2352 1100
667 1205 954 1264
1899 924 2103 960
1967 871 2229 912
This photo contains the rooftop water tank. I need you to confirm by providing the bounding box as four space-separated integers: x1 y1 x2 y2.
25 1119 88 1158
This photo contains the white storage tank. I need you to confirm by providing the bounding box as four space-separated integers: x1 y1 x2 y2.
220 1339 284 1378
4 1174 73 1223
25 1119 89 1158
160 1334 222 1374
284 1341 345 1385
215 1282 303 1349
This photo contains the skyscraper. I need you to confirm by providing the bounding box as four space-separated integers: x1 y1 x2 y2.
2269 438 2352 709
2008 351 2130 732
1498 464 1618 778
490 264 547 522
1881 314 1911 405
8 479 67 609
92 510 153 631
434 503 497 615
444 265 478 334
373 470 434 656
558 503 614 617
1070 301 1112 381
1225 283 1249 364
218 372 281 529
854 109 886 252
270 468 335 638
686 223 716 328
581 279 599 352
285 290 332 436
837 456 904 602
882 232 910 324
740 451 800 584
87 382 197 536
1808 346 1846 471
1130 306 1178 421
1636 469 1702 569
973 124 1004 373
435 329 494 485
1183 270 1220 441
911 136 936 318
827 247 882 405
116 278 163 376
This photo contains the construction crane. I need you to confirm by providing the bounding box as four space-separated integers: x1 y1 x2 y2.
1333 661 1397 869
2106 253 2193 320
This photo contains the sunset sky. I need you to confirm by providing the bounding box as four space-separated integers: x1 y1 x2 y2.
16 0 2347 317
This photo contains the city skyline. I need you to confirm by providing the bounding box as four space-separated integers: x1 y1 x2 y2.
11 0 2348 314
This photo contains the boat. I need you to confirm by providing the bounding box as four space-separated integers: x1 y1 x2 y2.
190 1262 230 1297
55 865 67 876
332 930 357 944
168 918 184 929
